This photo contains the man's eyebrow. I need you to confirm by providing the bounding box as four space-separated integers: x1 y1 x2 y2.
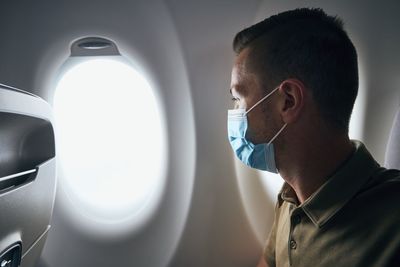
230 84 245 96
229 85 237 95
230 84 238 94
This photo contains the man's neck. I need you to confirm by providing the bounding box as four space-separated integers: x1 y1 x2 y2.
278 133 354 204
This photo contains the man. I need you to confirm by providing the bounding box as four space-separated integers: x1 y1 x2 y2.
227 8 400 267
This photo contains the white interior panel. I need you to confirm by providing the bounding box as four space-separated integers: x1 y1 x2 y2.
0 1 398 267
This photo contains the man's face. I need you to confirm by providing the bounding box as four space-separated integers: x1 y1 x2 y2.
230 48 279 145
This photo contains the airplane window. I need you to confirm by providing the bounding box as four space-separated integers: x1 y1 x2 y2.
54 58 166 226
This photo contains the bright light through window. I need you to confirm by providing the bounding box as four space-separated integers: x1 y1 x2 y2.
54 58 166 224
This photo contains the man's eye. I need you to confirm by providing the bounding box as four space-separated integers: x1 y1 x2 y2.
231 97 241 109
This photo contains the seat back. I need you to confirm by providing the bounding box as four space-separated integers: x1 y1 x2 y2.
0 83 56 267
385 107 400 170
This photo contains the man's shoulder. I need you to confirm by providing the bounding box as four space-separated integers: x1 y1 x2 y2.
366 167 400 187
359 167 400 202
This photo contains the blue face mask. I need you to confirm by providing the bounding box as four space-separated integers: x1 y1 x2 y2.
227 87 287 173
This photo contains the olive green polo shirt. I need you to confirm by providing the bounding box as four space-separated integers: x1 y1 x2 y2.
264 141 400 267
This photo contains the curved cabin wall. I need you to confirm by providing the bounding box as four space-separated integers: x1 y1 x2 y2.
0 1 399 267
0 1 198 267
29 2 197 267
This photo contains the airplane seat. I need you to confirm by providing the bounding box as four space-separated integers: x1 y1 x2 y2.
0 83 56 267
385 106 400 170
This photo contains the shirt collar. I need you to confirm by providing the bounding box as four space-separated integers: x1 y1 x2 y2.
278 140 380 228
279 183 299 205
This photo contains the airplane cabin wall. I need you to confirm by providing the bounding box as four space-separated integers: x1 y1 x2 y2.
0 1 399 267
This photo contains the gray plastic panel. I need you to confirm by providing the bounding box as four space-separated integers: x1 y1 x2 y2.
0 113 55 180
20 229 49 267
0 84 56 267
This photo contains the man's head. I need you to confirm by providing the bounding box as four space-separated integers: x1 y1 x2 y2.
231 8 358 134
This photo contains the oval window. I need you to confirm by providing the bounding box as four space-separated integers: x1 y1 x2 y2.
54 58 166 225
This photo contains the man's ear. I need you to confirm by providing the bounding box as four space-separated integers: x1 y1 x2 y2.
278 79 305 124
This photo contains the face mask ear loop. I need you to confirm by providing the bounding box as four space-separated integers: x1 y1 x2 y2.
268 123 287 144
244 86 280 115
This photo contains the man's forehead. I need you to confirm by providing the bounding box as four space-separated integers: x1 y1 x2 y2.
231 49 250 89
234 48 252 72
231 49 258 95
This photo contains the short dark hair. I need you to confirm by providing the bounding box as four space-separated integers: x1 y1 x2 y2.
233 8 358 131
